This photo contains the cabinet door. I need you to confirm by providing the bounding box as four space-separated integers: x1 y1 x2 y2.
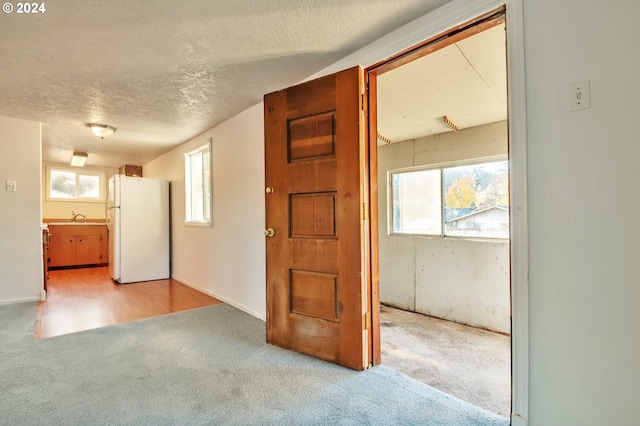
76 234 102 265
49 232 76 267
43 230 49 291
100 226 109 264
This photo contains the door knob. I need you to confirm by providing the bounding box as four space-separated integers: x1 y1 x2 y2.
265 187 274 194
264 228 275 237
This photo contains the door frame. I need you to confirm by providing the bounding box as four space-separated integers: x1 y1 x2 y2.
302 0 528 423
365 3 507 368
367 3 528 425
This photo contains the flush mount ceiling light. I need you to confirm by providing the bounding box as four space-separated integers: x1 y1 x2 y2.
70 152 88 167
87 123 116 139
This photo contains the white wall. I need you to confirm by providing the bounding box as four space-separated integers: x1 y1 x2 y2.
378 121 510 333
415 238 509 333
524 0 640 424
0 115 42 304
144 104 266 319
41 161 119 220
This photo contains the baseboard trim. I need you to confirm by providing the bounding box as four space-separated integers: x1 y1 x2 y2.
171 274 266 322
0 296 40 306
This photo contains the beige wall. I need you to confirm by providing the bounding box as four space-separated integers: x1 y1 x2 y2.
378 121 510 333
144 104 266 319
41 161 119 220
0 115 42 303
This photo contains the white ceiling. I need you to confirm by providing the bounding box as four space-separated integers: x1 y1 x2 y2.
0 0 454 168
1 1 505 168
377 23 507 144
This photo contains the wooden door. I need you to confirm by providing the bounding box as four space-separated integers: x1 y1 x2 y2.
264 67 372 370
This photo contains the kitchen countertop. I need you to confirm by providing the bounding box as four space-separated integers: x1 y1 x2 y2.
45 222 106 226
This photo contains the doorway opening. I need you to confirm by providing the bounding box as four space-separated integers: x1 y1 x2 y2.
367 10 511 417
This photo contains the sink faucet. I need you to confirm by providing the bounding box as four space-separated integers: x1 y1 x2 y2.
71 211 87 223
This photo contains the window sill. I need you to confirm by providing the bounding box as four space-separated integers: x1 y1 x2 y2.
390 233 509 243
185 221 212 227
45 197 105 203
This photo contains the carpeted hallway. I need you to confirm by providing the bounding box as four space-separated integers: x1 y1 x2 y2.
1 302 509 425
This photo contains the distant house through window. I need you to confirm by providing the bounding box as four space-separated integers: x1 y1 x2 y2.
390 160 509 238
184 139 212 226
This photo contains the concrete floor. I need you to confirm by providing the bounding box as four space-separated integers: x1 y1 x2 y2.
380 304 510 418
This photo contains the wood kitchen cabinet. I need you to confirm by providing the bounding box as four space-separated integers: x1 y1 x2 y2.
42 228 49 291
48 225 109 268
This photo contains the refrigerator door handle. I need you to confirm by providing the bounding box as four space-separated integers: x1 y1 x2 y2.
105 205 120 233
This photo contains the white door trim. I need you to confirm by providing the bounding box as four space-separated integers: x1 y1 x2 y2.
505 0 529 423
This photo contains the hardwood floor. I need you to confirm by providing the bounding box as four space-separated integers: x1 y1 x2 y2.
35 266 222 339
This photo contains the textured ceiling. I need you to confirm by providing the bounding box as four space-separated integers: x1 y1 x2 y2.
0 0 451 168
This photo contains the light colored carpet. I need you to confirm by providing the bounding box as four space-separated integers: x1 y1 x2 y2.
0 302 509 425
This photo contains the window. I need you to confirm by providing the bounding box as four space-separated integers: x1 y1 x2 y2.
392 169 441 234
46 167 105 201
184 139 212 226
390 160 509 239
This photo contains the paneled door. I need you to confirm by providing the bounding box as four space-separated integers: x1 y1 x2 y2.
264 67 372 370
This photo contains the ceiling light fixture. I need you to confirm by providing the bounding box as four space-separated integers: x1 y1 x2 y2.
70 152 88 167
87 123 116 139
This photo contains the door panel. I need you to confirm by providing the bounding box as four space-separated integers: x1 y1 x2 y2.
264 66 370 370
289 192 337 238
288 112 335 160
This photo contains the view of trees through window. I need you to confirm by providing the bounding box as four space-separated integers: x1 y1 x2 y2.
391 160 509 238
49 169 101 199
443 162 509 209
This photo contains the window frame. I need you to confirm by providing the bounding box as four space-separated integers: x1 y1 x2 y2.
45 166 106 202
184 139 213 227
387 156 509 240
389 166 444 236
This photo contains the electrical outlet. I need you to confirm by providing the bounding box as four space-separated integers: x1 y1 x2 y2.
6 180 16 191
569 80 590 111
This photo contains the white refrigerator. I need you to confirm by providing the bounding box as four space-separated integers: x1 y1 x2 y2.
106 174 170 284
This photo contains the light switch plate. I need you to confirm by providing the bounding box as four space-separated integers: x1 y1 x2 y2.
569 80 590 111
6 180 16 191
